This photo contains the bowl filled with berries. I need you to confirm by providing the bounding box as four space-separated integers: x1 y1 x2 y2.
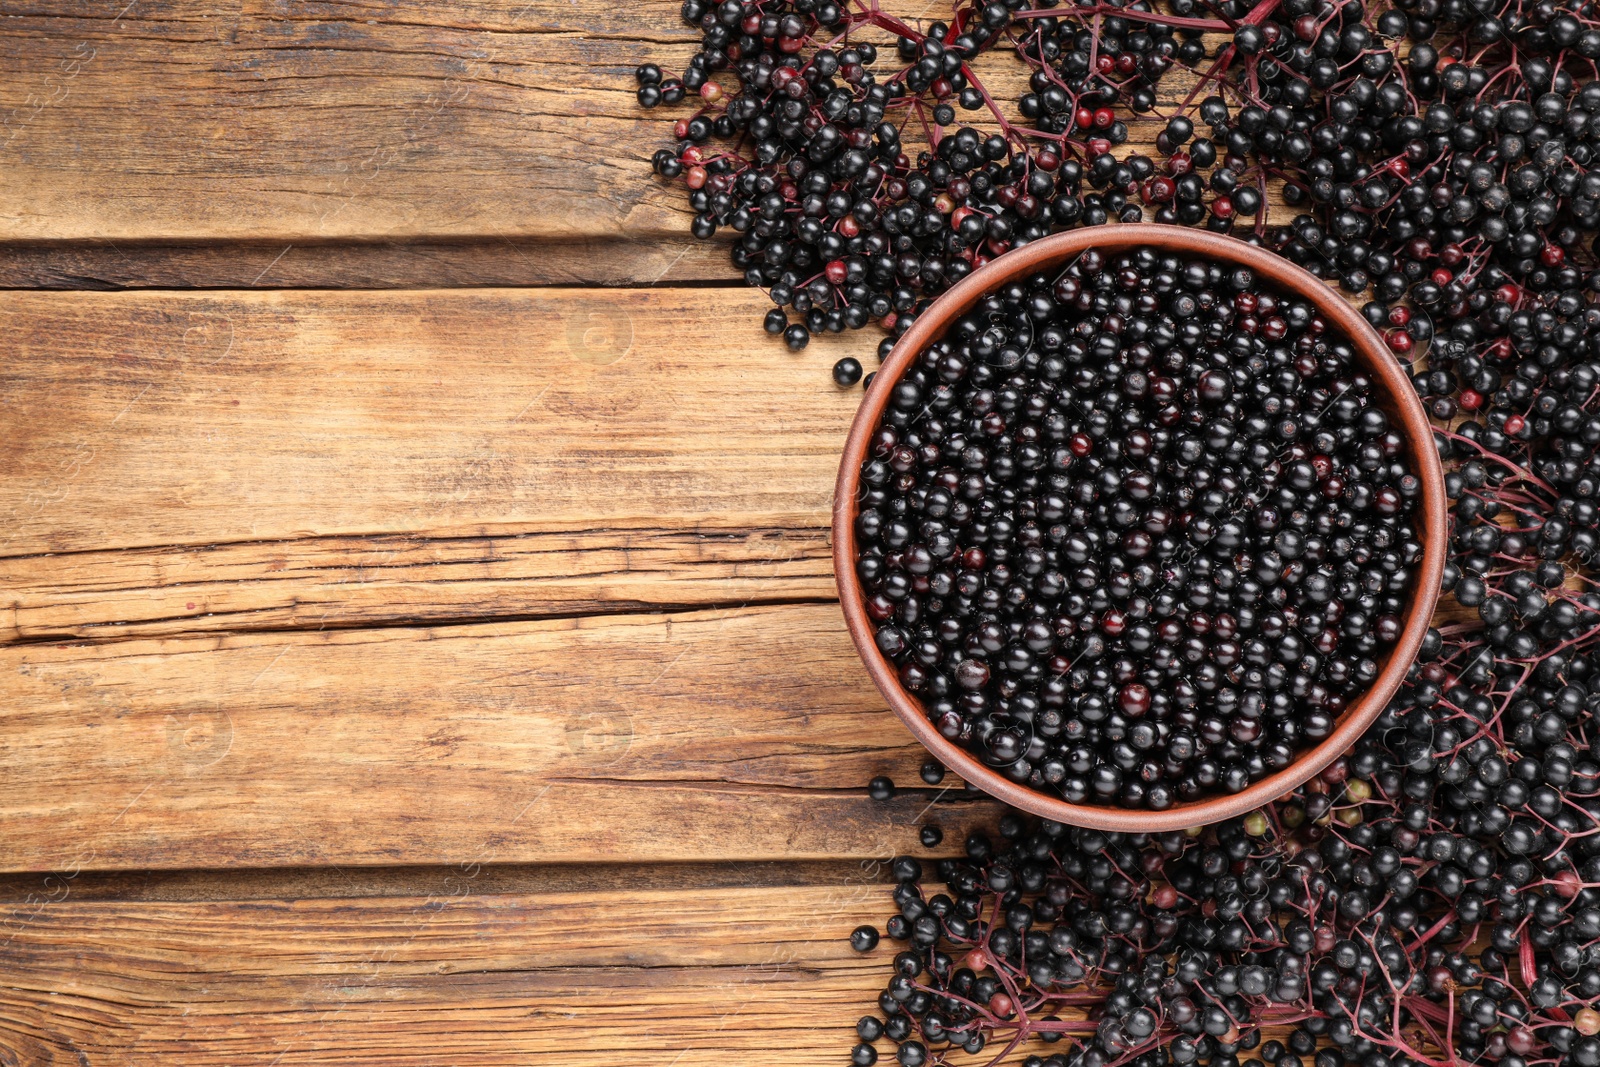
834 224 1448 831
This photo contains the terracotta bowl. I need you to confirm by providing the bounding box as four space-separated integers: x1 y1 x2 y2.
833 224 1448 832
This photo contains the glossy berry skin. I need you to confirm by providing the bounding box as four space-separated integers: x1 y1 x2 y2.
835 357 865 387
868 776 895 801
850 924 881 952
896 1041 927 1067
855 248 1421 810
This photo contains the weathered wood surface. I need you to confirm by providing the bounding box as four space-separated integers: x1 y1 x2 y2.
0 239 734 290
0 286 1015 874
0 883 909 1065
1 523 834 641
0 287 861 558
0 0 696 248
0 602 992 872
0 2 1284 288
0 286 857 640
0 2 1437 1059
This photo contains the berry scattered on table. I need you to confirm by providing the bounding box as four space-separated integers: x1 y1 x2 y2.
852 923 883 952
633 0 1600 394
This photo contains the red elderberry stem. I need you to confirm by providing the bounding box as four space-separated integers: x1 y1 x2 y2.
1434 427 1559 495
1011 4 1233 31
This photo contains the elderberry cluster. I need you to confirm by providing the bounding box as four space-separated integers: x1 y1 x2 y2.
629 0 1600 1061
855 248 1422 809
636 0 1600 397
848 708 1600 1067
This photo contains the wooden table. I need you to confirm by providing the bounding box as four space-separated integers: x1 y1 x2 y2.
7 2 1401 1059
0 2 1024 1061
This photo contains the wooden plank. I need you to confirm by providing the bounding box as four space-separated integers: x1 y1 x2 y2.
0 0 696 246
0 868 1320 1066
0 286 851 640
0 602 990 872
0 524 834 641
0 883 916 1065
0 3 1282 286
0 286 862 559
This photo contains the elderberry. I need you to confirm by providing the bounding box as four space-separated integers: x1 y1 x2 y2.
856 248 1421 809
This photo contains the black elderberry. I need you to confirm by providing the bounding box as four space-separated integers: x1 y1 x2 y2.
855 249 1421 809
638 9 1600 1060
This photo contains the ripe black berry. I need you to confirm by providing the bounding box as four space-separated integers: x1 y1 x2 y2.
855 248 1421 810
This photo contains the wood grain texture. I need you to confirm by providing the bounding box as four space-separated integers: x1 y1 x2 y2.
0 859 897 903
0 0 695 245
0 2 1283 288
0 238 734 290
0 602 994 872
0 884 907 1065
0 286 862 559
1 524 833 641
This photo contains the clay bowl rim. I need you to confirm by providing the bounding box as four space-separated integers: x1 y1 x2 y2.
832 223 1448 832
